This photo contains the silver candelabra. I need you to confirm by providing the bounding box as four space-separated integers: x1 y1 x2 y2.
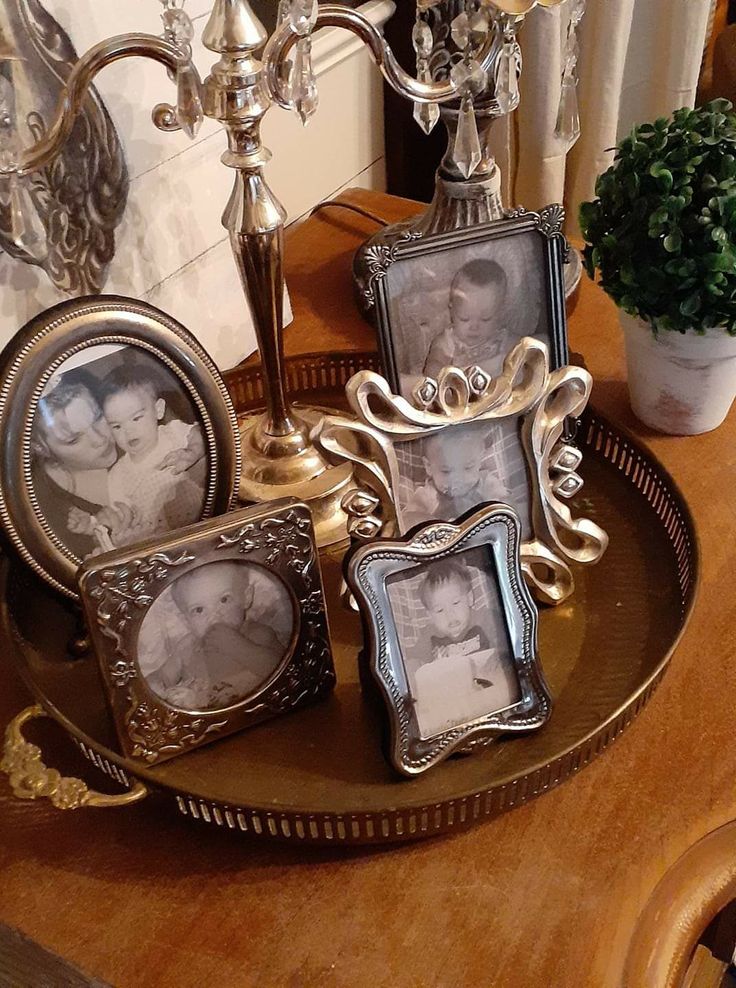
0 0 578 546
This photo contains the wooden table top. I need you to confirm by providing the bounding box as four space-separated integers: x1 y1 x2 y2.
1 190 734 988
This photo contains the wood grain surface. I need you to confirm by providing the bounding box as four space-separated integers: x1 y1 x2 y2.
0 191 734 988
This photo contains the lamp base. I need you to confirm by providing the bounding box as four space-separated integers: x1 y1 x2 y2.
237 406 353 548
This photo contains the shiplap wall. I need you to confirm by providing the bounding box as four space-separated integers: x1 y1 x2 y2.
0 0 394 367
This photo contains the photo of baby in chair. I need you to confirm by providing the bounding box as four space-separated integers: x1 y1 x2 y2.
139 560 294 712
387 551 521 740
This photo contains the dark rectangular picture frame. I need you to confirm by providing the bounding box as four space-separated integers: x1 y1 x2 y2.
367 206 570 395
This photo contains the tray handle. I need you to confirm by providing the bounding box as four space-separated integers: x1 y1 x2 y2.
1 704 148 810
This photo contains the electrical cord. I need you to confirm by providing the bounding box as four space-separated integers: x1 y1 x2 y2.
308 199 389 227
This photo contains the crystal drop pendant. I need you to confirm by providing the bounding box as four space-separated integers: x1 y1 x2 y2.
288 37 319 125
7 174 47 260
451 12 470 50
162 7 195 45
453 94 482 179
468 9 490 45
450 58 487 96
289 0 318 37
495 41 520 115
412 20 433 58
555 74 581 148
412 14 438 133
413 53 439 135
0 174 10 208
175 62 204 139
413 97 440 135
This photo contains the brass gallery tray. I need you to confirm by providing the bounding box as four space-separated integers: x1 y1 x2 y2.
1 351 698 845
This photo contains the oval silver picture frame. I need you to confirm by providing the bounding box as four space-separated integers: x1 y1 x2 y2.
0 295 241 599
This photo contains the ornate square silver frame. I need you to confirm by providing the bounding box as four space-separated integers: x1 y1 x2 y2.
0 296 241 600
78 499 335 765
315 338 608 606
364 205 570 391
345 504 551 777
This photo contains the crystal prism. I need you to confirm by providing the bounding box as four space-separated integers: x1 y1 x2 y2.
451 12 469 50
413 57 439 134
468 10 490 47
0 76 18 171
175 63 204 139
0 174 11 208
288 37 319 125
453 94 482 179
412 20 433 58
289 0 318 37
555 73 581 148
495 41 520 114
162 8 195 45
6 173 47 261
413 98 440 135
450 58 487 96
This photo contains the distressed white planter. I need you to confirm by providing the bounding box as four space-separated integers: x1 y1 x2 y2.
620 312 736 435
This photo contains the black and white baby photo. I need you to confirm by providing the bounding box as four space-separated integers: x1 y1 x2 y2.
384 230 548 396
387 547 521 740
30 344 207 559
394 420 532 536
138 560 295 712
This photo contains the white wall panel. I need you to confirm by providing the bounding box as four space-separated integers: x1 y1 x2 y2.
0 1 394 367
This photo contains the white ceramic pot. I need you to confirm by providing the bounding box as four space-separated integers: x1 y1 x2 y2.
619 312 736 435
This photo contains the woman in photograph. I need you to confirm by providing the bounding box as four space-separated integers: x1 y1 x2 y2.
32 354 208 558
31 370 138 557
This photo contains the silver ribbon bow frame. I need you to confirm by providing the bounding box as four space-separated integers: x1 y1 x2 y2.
314 337 608 605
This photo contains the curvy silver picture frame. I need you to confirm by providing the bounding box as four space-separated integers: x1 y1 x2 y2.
0 295 241 599
315 338 608 606
345 504 551 777
363 205 570 391
79 499 335 765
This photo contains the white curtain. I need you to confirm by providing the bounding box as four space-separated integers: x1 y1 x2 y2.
489 0 714 236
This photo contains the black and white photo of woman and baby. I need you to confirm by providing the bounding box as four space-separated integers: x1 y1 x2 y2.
31 344 207 559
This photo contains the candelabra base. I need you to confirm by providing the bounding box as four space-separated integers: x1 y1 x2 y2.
237 406 353 548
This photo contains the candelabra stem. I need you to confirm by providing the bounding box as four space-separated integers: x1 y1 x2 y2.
203 0 352 545
224 172 294 439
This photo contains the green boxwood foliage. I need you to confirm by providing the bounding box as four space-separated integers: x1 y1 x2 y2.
580 100 736 334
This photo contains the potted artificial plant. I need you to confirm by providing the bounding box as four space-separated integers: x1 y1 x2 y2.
580 99 736 435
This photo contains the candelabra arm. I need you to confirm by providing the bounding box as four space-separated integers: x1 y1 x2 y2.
263 4 503 110
7 34 193 177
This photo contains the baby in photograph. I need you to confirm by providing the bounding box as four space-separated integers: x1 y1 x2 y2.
410 558 520 738
399 426 513 531
422 258 508 380
148 562 287 710
68 364 206 545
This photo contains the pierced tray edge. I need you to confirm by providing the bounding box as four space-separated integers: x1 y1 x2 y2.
0 404 699 845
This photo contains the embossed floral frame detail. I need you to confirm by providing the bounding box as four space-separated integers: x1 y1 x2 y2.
345 504 552 777
364 206 570 390
0 296 241 601
78 499 335 765
314 338 609 606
